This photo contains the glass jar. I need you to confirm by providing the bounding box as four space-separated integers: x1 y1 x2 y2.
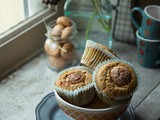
44 20 80 71
64 0 113 51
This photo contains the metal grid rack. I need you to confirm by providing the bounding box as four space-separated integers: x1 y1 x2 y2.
112 0 136 44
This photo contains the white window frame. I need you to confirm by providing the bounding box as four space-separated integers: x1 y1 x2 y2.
0 1 65 80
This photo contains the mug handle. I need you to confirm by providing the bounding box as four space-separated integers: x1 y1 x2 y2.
130 7 143 29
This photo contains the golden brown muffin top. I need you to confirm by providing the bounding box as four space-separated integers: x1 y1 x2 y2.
95 61 137 97
110 66 131 86
56 69 92 91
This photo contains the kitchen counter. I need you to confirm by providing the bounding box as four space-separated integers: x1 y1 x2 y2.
0 40 160 120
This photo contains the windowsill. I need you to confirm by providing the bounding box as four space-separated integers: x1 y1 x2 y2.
0 40 160 120
0 1 65 80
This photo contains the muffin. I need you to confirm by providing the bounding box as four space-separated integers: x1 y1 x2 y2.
82 94 110 109
81 40 117 70
93 59 138 105
53 66 95 106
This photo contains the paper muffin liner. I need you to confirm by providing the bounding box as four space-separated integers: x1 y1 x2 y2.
81 40 118 70
53 66 95 106
93 59 140 105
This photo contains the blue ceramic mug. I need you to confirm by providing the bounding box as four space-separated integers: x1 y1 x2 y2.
131 5 160 39
136 30 160 68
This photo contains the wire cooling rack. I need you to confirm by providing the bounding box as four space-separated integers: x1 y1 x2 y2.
112 0 136 44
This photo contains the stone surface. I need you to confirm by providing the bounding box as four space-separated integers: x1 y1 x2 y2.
0 54 56 120
0 41 160 120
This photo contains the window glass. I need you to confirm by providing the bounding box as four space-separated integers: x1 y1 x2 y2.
0 0 46 34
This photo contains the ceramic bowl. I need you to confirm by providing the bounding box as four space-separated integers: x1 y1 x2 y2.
54 89 131 120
